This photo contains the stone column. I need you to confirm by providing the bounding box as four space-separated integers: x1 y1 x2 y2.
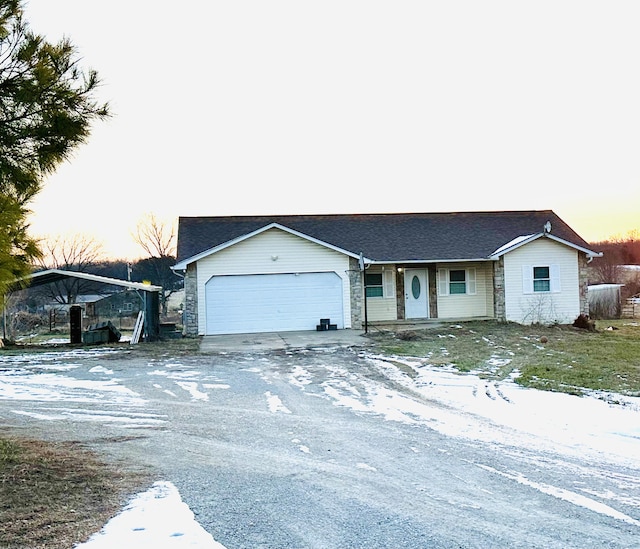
579 254 590 316
183 263 199 336
493 258 506 321
396 267 405 320
348 257 364 329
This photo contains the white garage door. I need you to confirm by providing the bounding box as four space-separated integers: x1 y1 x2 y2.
205 272 344 335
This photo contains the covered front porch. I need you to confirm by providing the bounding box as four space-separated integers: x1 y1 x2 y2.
363 316 495 334
360 262 497 326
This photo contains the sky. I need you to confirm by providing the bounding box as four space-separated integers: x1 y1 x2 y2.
21 1 640 260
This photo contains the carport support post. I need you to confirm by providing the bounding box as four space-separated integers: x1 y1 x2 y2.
143 290 160 342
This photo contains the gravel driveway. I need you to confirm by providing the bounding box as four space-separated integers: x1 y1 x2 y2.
1 335 639 548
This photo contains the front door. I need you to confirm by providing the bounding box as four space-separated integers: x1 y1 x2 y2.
404 269 429 319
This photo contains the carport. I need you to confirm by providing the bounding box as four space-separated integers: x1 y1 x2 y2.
5 269 163 342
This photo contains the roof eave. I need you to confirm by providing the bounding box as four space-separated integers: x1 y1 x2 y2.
367 258 495 265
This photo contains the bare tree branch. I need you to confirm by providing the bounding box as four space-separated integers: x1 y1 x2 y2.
132 213 176 258
35 233 104 304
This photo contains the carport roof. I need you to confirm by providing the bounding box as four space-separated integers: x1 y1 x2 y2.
12 269 162 292
175 210 600 265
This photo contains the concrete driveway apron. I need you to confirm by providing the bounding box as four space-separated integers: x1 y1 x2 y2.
199 329 369 353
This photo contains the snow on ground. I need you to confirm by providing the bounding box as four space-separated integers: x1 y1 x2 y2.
75 481 227 548
2 344 640 544
289 352 640 469
265 390 292 413
363 353 640 466
0 349 228 547
293 351 640 529
0 348 145 406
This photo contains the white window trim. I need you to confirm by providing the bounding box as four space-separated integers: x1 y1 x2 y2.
365 269 396 298
437 268 477 296
523 264 561 294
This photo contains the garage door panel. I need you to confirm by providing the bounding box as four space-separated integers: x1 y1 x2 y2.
205 273 343 334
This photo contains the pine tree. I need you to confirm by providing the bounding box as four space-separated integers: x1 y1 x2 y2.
0 0 108 295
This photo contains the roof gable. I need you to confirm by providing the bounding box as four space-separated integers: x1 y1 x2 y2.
173 223 360 270
175 210 600 266
490 233 602 259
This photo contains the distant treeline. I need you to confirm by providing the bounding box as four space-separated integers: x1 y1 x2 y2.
590 232 640 266
589 232 640 299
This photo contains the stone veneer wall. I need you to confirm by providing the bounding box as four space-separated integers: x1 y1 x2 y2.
428 265 438 318
183 263 199 336
348 257 364 329
396 268 405 320
493 257 506 321
579 253 590 316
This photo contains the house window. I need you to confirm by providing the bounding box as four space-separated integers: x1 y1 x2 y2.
449 270 467 294
123 302 134 312
365 270 395 298
533 266 551 292
523 264 560 294
438 268 477 296
365 273 383 297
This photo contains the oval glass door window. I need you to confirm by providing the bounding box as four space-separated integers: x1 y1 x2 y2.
411 275 421 299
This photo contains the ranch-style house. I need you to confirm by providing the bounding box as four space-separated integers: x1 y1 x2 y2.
172 210 602 336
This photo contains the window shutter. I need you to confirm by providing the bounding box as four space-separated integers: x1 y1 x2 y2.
437 269 448 296
383 270 395 298
522 265 533 294
467 268 477 295
550 264 561 293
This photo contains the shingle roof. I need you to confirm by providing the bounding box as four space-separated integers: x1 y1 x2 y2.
176 210 595 264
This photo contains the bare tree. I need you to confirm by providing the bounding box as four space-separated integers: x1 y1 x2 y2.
132 214 181 316
133 213 176 258
36 234 105 304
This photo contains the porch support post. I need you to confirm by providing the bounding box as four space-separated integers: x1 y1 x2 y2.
493 257 506 321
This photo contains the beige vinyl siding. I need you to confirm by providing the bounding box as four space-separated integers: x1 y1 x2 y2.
195 228 351 335
503 238 579 324
436 263 493 319
364 268 397 321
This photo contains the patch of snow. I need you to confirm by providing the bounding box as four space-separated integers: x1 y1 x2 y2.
175 381 209 401
320 353 640 468
39 338 70 345
0 373 145 405
89 366 114 375
74 481 226 548
477 463 640 527
13 408 166 427
265 391 291 414
288 365 313 389
356 462 377 472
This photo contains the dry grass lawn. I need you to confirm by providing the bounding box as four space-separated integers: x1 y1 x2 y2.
0 434 149 549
